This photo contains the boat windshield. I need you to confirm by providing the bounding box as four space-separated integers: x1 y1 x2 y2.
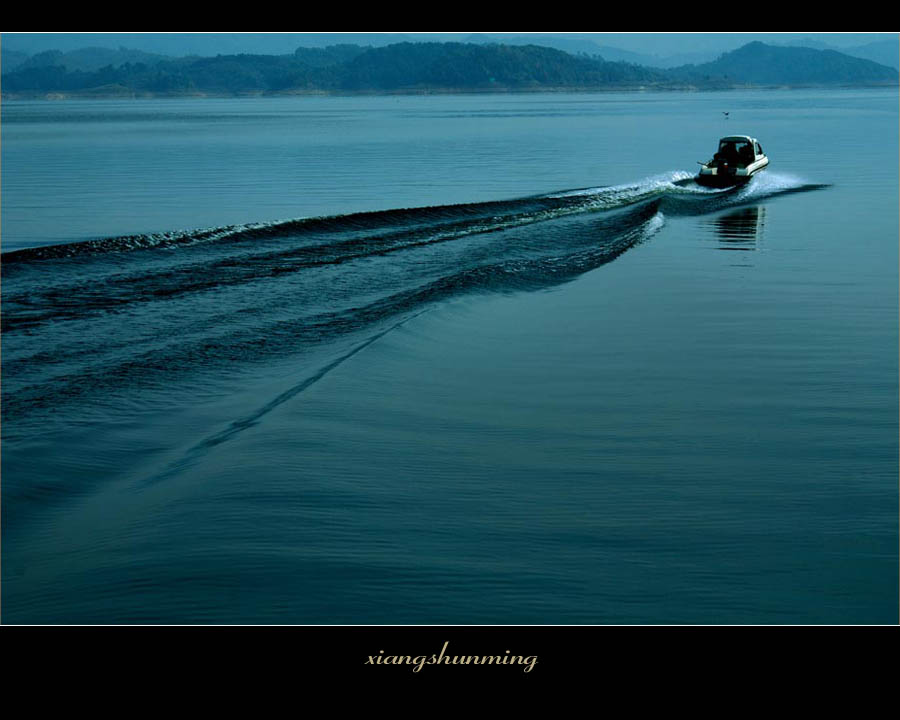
715 140 755 165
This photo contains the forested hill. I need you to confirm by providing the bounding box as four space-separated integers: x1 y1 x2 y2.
334 42 665 89
0 43 664 95
667 41 899 86
2 41 897 97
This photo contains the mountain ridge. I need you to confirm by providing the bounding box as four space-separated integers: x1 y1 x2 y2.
2 40 896 97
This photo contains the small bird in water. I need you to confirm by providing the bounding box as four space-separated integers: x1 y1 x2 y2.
723 112 730 119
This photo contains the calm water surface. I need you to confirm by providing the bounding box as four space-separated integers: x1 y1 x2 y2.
1 90 897 623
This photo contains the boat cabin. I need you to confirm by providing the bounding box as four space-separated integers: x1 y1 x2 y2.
712 136 765 168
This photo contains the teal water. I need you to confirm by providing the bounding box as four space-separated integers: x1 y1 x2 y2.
1 90 897 623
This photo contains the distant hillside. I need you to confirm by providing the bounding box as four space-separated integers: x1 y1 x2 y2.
773 37 900 71
463 34 721 68
1 40 897 97
841 38 900 71
0 42 666 96
464 33 607 58
292 44 369 68
0 33 413 57
334 43 664 91
669 41 899 86
1 47 30 73
10 46 168 74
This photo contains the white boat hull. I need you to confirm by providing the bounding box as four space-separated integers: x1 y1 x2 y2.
697 156 769 187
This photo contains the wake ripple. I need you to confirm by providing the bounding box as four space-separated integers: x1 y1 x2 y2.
1 170 826 425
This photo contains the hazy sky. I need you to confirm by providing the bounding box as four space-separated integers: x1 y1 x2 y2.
1 32 895 58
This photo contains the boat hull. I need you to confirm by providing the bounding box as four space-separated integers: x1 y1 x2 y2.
695 173 755 188
697 155 768 188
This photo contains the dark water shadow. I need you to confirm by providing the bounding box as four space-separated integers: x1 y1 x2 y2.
712 206 765 251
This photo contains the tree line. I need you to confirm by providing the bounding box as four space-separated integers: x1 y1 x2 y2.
2 41 896 96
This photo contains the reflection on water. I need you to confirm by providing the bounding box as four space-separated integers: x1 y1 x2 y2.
711 206 765 250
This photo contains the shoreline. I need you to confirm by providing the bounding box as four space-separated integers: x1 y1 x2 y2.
3 82 898 101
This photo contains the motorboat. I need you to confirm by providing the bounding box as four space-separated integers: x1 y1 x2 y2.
697 135 769 187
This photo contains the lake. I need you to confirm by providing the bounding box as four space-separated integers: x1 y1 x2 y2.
1 89 897 624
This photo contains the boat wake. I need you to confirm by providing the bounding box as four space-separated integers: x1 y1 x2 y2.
1 170 826 427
